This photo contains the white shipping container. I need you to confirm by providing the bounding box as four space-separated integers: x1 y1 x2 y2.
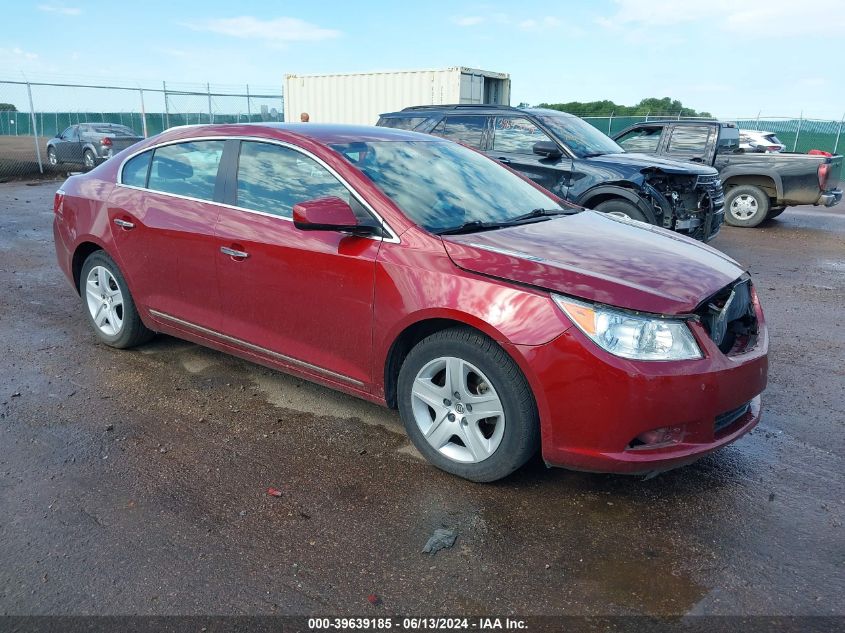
284 67 510 125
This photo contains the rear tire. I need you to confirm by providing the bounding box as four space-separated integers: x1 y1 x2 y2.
725 185 770 227
79 251 153 349
594 199 649 223
397 327 539 482
83 149 96 170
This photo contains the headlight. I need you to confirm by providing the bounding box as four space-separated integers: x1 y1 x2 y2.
553 295 702 361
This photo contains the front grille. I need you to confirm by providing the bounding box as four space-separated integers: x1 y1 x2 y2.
695 278 758 355
715 401 751 434
695 174 725 240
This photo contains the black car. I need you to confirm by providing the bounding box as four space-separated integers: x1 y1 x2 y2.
47 123 144 170
377 105 725 241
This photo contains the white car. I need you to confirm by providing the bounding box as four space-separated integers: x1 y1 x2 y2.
739 130 786 153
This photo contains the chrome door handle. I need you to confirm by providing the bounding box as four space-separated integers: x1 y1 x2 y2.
113 218 135 230
220 246 249 259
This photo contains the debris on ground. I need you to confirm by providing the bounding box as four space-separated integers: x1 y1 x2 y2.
267 487 283 497
422 528 457 555
367 594 382 606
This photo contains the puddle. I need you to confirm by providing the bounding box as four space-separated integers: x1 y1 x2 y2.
251 371 404 436
568 554 707 614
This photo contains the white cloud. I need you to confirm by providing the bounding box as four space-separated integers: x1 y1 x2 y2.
37 4 81 15
11 47 38 60
520 16 562 31
184 16 341 43
453 16 485 26
598 0 845 36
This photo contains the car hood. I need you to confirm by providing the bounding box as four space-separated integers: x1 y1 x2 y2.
591 152 716 176
441 211 744 314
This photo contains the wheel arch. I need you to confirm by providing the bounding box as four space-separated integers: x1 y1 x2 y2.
576 184 657 224
722 171 782 201
71 241 106 294
383 316 515 410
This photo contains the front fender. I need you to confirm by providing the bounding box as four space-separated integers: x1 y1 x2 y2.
576 184 657 224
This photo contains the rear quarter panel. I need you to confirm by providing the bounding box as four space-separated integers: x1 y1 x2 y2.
53 173 119 291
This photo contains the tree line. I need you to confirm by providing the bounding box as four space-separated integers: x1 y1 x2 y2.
527 97 712 118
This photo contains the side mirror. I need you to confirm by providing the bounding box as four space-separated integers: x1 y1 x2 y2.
293 196 378 236
533 141 562 159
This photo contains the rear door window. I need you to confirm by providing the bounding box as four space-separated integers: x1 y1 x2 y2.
492 117 555 154
147 141 225 201
430 116 486 149
616 126 663 153
666 126 712 155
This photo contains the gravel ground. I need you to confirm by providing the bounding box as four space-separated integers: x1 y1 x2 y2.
0 180 842 617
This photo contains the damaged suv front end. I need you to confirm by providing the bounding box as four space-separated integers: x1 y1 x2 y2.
641 170 726 241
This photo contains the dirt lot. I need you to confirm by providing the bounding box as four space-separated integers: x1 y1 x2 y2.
0 136 68 179
0 180 842 619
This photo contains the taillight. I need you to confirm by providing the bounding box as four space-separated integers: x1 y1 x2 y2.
818 163 830 190
100 137 112 147
54 189 65 215
764 146 780 152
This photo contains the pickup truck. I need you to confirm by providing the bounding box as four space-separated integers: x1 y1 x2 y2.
613 120 843 227
378 105 725 242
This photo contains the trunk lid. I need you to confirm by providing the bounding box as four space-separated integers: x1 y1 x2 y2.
441 211 744 315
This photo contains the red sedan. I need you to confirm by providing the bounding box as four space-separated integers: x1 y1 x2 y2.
53 124 768 482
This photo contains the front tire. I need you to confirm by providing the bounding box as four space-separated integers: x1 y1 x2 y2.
47 147 59 166
725 185 770 227
594 199 649 223
397 327 539 482
79 251 153 349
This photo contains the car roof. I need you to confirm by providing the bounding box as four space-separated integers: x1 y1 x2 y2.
153 122 439 145
382 104 578 119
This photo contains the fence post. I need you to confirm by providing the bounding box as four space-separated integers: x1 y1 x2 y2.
645 110 650 122
246 84 251 122
793 111 803 152
139 88 148 138
26 82 44 174
207 83 213 124
833 113 844 154
607 111 613 135
163 81 170 129
754 111 761 130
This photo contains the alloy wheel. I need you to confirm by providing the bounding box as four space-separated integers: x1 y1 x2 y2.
410 356 505 463
85 266 124 336
730 194 758 220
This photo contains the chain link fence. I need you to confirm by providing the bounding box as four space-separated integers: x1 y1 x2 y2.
1 80 842 180
0 80 283 179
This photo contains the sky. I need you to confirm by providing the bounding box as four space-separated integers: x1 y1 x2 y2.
2 0 844 119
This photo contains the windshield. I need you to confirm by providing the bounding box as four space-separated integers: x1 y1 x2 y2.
535 113 623 158
330 140 565 234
